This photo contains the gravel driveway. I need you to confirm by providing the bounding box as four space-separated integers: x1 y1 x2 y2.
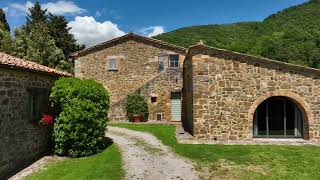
106 126 199 180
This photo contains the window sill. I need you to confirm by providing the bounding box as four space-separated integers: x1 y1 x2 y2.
108 69 118 71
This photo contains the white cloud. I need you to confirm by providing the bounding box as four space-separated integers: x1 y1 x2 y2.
68 16 125 47
9 1 33 13
43 1 86 15
9 1 85 15
140 26 165 37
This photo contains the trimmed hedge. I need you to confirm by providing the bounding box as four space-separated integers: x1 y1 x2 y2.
124 93 149 122
50 77 110 157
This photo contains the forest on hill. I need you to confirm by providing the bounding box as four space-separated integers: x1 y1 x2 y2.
155 0 320 68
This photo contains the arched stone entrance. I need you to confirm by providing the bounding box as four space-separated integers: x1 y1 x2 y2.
248 90 311 139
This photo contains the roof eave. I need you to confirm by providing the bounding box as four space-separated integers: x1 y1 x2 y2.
70 33 187 58
0 63 72 77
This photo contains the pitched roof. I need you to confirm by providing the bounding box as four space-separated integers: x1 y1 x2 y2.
0 53 71 76
70 33 187 57
187 44 320 76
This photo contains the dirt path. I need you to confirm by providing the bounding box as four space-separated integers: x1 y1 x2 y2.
106 127 199 180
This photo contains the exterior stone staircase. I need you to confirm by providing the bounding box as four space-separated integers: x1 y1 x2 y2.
108 67 183 121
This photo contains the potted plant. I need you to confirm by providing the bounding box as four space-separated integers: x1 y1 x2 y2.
124 93 149 122
133 114 143 123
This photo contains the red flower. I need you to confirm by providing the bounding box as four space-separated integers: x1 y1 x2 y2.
42 114 54 125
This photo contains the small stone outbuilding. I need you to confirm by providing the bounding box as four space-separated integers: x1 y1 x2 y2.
0 53 70 179
182 44 320 142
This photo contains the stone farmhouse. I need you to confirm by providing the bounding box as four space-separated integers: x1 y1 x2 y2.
72 33 187 122
72 33 320 143
0 53 70 179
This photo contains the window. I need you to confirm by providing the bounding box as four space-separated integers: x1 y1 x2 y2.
253 96 303 138
28 88 49 122
151 97 157 103
156 113 164 121
169 54 179 67
108 59 117 70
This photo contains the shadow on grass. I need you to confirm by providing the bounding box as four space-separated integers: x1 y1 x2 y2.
99 137 114 151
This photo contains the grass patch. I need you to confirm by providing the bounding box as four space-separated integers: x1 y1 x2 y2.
27 139 124 180
112 123 320 179
134 138 163 155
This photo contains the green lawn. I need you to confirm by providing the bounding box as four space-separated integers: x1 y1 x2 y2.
27 143 124 180
112 123 320 180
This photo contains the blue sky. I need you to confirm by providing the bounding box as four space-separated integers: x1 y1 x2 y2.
0 0 308 47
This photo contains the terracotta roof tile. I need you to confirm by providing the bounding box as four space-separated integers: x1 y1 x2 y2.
0 53 71 76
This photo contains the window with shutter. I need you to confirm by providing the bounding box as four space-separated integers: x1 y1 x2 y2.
28 88 49 122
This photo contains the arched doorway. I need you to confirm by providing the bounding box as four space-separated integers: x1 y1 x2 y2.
253 96 304 138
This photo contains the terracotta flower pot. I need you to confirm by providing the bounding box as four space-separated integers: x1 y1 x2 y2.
133 115 142 123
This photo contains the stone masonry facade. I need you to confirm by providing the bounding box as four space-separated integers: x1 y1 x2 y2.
73 33 186 121
0 67 59 179
183 45 320 142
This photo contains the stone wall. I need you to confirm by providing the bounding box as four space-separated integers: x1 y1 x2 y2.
108 67 183 121
0 67 57 179
184 45 320 142
75 39 185 121
139 68 183 121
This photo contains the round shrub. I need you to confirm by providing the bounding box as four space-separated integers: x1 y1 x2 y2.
50 77 110 157
50 77 110 115
124 93 149 122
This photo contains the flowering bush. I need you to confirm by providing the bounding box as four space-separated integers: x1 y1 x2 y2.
39 114 54 126
50 77 110 157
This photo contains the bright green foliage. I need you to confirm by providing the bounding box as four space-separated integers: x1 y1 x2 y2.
124 93 149 122
53 99 108 157
50 77 110 157
12 28 28 58
26 143 124 180
155 0 320 68
0 26 14 54
24 22 68 69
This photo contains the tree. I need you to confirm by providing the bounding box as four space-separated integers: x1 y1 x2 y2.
0 8 13 54
48 14 84 58
0 30 14 54
12 2 74 71
12 28 28 58
24 22 68 69
25 1 47 32
0 9 10 32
